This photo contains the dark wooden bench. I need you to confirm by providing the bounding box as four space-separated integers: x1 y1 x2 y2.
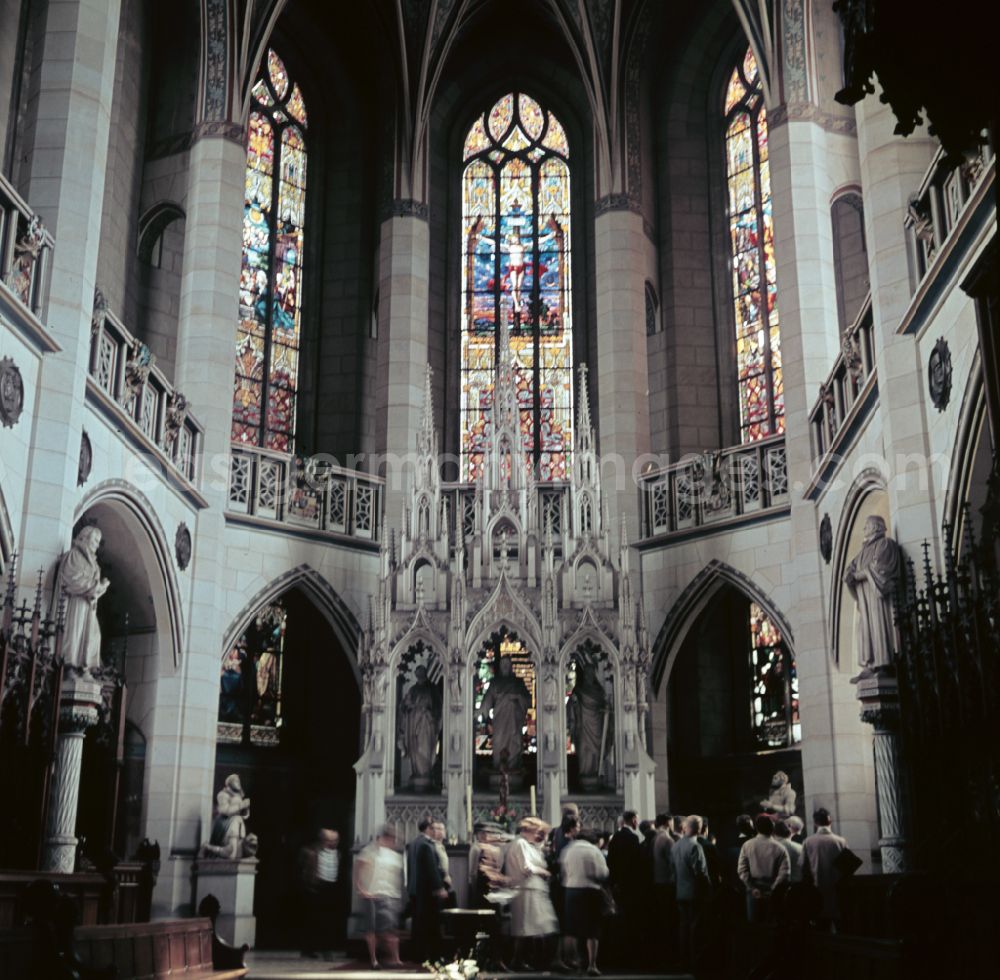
74 917 247 979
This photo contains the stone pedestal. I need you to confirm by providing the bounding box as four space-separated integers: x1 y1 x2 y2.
194 858 259 948
43 673 103 872
856 671 911 872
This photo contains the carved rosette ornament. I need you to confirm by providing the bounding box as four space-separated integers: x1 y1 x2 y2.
0 357 24 428
927 337 952 411
175 523 192 571
819 513 833 564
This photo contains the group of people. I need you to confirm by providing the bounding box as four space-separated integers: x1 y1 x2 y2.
303 802 851 976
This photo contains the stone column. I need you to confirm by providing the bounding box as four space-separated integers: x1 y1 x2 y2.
376 209 430 524
593 206 651 539
42 673 102 872
855 671 911 872
147 131 246 916
16 0 122 575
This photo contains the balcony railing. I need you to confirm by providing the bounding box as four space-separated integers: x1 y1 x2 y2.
808 294 877 459
639 435 789 539
88 297 203 485
227 446 383 543
904 134 994 291
0 171 54 343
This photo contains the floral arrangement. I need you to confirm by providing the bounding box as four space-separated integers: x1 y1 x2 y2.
424 955 479 980
489 802 519 831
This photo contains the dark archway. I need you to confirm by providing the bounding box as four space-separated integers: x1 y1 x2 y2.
214 586 360 949
666 583 802 853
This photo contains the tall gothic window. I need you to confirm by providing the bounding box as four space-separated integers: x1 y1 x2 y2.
460 93 573 482
749 602 800 749
232 49 308 452
725 48 784 442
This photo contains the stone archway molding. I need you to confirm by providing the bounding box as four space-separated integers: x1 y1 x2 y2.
651 559 795 694
75 479 185 667
221 563 362 687
828 467 889 666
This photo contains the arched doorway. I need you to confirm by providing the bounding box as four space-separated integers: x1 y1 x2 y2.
664 583 802 848
214 586 360 949
67 493 181 867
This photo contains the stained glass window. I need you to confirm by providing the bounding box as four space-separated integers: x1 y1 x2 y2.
461 92 573 482
232 48 307 453
218 601 287 747
749 602 800 749
725 49 784 443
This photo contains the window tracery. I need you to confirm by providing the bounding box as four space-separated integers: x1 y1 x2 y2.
232 48 308 452
749 601 800 748
725 49 784 442
460 92 574 482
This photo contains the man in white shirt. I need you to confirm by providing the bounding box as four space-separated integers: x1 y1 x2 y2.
356 825 405 969
300 827 345 959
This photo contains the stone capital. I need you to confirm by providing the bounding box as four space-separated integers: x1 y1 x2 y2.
58 672 103 733
855 669 901 730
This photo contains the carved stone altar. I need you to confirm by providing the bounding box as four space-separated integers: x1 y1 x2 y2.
355 319 653 842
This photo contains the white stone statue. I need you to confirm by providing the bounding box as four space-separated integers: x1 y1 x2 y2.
759 770 797 818
397 665 442 786
56 526 109 672
202 774 256 859
566 657 609 784
479 655 531 772
845 515 901 675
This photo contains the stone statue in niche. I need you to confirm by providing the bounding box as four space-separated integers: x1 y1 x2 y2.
397 665 442 790
845 515 901 678
759 770 797 818
202 774 258 859
479 655 531 777
566 656 610 790
56 526 110 672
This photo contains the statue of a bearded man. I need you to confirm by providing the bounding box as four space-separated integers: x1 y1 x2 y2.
845 515 901 677
56 525 110 672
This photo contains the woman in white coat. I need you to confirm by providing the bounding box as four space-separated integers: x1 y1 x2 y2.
505 817 563 970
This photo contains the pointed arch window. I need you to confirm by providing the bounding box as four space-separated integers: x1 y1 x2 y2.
232 49 308 452
725 48 784 442
460 92 574 482
749 602 800 749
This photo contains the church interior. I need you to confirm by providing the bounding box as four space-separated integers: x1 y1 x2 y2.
0 0 996 976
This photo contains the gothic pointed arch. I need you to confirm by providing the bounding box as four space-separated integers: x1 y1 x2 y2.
465 573 544 663
74 480 185 668
829 469 891 668
651 559 794 691
221 563 362 685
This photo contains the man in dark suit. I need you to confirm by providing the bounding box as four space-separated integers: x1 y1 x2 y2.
607 810 643 968
407 818 446 962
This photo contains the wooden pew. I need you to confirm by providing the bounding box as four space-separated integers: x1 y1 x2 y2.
74 917 247 979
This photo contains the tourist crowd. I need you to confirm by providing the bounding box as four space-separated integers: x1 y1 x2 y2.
339 804 853 977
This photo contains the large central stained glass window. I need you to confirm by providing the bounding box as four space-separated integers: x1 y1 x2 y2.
725 49 784 443
461 93 573 482
232 49 308 452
